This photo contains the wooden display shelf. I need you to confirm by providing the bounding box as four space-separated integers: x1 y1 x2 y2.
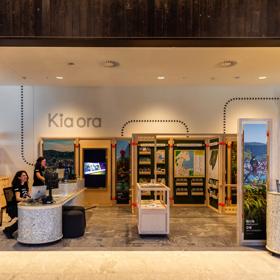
191 183 204 186
139 152 151 155
176 192 188 196
139 172 151 175
192 192 204 196
139 162 152 165
155 171 166 175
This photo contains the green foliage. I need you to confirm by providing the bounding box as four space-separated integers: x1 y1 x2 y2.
243 185 266 222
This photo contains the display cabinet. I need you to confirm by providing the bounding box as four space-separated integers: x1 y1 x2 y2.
137 141 155 184
137 183 170 235
173 140 206 204
155 140 169 185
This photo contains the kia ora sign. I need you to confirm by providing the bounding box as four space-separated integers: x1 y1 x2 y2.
48 113 102 128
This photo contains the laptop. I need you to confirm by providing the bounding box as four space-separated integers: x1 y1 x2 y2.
31 185 47 200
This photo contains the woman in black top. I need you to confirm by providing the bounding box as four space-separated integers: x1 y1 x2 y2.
3 170 30 239
33 156 47 186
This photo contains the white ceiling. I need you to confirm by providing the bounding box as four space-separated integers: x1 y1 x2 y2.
0 47 280 86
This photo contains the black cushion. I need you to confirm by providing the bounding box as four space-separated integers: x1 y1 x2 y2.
62 209 85 238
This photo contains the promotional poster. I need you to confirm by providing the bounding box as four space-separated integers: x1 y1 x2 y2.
243 123 267 240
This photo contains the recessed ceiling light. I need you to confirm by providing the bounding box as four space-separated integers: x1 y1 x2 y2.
67 62 75 66
258 76 267 80
217 60 237 68
56 76 64 80
157 76 165 80
102 60 120 68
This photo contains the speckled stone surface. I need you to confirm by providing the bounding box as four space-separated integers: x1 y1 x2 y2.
16 181 84 244
266 192 280 254
17 206 63 244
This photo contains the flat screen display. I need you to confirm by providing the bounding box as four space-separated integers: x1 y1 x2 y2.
84 162 106 175
83 148 107 188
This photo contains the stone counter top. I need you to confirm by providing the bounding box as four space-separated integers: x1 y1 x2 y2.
17 180 84 244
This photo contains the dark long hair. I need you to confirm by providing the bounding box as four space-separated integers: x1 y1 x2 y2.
12 170 29 187
35 156 46 170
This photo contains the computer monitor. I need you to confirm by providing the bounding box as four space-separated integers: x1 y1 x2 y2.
31 185 47 200
45 169 59 189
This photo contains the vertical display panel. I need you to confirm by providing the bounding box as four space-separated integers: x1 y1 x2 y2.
243 122 268 241
207 138 220 209
43 139 75 179
116 140 130 204
83 148 107 189
173 140 206 204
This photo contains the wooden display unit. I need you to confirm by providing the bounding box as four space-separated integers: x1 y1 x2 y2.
155 140 169 185
137 141 155 184
137 183 170 235
173 140 206 205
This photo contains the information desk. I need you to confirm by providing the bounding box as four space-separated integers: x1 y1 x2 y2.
266 191 280 255
137 183 170 235
17 180 84 244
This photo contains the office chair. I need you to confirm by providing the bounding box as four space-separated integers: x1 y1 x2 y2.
3 187 17 220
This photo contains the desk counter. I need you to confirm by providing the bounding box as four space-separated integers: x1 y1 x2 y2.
266 191 280 255
17 180 84 244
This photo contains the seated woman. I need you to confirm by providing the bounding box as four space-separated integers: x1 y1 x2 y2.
2 170 30 239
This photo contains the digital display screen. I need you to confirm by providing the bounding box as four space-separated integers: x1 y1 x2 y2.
84 162 106 175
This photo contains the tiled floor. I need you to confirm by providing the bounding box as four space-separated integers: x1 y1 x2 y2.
0 204 238 250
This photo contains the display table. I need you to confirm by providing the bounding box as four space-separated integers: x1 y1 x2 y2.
137 183 170 235
17 180 84 244
266 191 280 255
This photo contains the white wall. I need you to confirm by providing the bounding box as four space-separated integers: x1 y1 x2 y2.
0 85 280 183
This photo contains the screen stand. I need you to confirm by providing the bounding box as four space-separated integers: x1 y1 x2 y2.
42 188 54 204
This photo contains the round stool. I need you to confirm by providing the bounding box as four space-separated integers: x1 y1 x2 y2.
62 209 85 238
63 205 86 227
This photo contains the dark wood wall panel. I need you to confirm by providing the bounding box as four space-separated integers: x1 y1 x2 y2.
0 0 280 38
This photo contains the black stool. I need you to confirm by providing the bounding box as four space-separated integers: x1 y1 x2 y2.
63 205 86 227
62 209 85 238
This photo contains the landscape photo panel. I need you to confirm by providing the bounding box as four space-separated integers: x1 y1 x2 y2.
43 139 75 177
243 122 268 241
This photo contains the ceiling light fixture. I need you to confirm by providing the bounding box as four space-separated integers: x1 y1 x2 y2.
217 60 237 68
102 60 120 68
56 76 64 80
258 76 267 80
67 62 75 66
157 76 165 80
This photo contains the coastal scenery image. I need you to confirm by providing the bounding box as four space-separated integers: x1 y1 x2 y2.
243 122 268 240
43 139 75 178
243 124 267 186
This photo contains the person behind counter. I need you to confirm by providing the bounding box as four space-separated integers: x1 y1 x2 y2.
3 170 31 239
33 156 47 186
